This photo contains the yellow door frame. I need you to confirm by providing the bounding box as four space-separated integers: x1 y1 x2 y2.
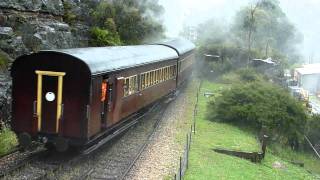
35 70 66 133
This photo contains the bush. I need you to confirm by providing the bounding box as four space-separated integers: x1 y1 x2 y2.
89 27 121 46
237 68 264 82
207 81 307 148
0 127 18 156
306 114 320 144
219 68 264 84
0 50 10 70
63 1 77 24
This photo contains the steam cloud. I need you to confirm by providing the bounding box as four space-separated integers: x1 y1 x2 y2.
159 0 320 62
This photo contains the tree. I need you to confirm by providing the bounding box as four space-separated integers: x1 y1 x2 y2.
113 0 165 44
208 80 307 149
88 0 165 46
232 0 301 66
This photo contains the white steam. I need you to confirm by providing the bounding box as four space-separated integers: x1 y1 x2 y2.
159 0 320 62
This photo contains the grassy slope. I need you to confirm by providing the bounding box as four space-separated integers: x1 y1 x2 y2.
185 81 319 180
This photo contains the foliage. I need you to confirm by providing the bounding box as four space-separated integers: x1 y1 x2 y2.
232 0 301 64
62 1 77 24
0 50 10 69
184 81 319 179
196 0 302 77
113 0 165 44
237 68 264 82
306 114 320 144
207 81 307 147
89 27 121 46
88 0 165 46
91 2 116 28
218 68 265 84
0 127 18 156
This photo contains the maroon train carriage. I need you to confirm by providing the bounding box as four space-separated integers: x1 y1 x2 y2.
10 38 195 152
157 38 195 87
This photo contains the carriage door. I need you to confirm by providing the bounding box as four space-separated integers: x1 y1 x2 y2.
101 78 114 128
35 71 66 134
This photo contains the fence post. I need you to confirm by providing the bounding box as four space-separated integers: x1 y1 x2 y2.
189 132 191 149
193 120 195 134
261 135 268 158
186 134 189 169
179 157 182 180
190 125 193 143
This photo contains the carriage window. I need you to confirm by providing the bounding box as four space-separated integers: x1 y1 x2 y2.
101 81 107 102
138 65 179 91
150 71 153 86
149 72 152 86
163 68 165 81
148 72 152 86
165 67 169 80
145 72 149 87
171 66 173 78
124 75 138 97
140 74 145 90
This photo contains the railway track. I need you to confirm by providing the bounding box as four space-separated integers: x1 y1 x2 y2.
0 97 172 180
76 99 170 180
0 145 47 178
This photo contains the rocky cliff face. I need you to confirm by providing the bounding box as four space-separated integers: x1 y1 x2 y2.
0 0 90 59
0 0 91 126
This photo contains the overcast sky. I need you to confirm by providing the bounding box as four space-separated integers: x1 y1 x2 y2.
158 0 320 61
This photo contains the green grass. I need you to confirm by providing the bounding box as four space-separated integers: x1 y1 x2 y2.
184 80 320 180
175 80 199 146
0 127 18 156
269 144 320 175
309 95 320 105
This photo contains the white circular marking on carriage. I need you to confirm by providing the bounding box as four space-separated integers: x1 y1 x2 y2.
45 92 55 102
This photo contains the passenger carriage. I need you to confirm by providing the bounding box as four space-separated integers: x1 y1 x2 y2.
10 39 195 151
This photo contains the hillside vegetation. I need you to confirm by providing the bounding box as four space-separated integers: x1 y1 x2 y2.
185 80 320 179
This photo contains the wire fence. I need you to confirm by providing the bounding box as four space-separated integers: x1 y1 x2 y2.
304 135 320 160
174 81 202 180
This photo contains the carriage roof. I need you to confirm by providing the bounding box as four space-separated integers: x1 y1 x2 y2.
13 39 194 76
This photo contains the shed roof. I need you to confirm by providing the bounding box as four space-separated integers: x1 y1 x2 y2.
42 44 179 75
157 38 195 55
295 67 320 75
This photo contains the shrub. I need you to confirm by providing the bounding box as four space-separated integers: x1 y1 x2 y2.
207 81 307 148
219 68 264 84
89 27 121 46
63 1 77 24
0 127 18 156
306 114 320 144
0 50 10 70
237 68 264 82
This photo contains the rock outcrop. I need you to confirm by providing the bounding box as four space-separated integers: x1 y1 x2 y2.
0 0 64 15
0 8 89 59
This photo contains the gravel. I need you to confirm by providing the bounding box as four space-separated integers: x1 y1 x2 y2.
0 79 198 180
53 101 169 180
125 80 198 180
